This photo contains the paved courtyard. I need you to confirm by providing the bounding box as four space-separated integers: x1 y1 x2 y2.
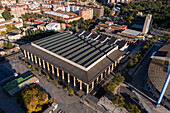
0 57 28 113
0 57 98 113
32 69 97 113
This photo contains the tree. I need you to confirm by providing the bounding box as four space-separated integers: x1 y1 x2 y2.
64 87 68 91
55 80 58 85
2 11 12 20
12 25 19 30
5 6 10 10
17 84 52 113
1 31 6 35
28 65 31 68
8 41 13 49
6 25 13 32
69 90 74 96
105 73 124 94
23 23 27 27
46 75 50 80
32 67 35 71
74 25 78 33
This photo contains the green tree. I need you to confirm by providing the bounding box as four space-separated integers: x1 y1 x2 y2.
18 84 51 113
55 80 58 85
64 87 68 91
12 25 19 30
8 41 13 49
23 23 27 27
6 25 13 32
1 31 6 35
69 90 74 95
5 6 10 10
46 75 50 80
2 11 12 20
74 25 78 33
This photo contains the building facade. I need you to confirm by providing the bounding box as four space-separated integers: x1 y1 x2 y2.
43 11 81 23
78 8 93 20
10 6 25 18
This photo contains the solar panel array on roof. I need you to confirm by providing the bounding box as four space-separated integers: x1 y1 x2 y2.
76 30 84 36
33 32 116 68
108 38 117 45
99 35 107 41
117 41 126 49
81 31 91 38
90 34 99 39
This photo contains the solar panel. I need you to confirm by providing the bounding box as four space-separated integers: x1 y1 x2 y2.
32 32 116 67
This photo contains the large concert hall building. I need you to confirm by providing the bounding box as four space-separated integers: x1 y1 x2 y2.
21 32 124 94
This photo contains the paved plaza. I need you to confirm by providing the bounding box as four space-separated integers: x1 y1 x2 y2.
0 57 99 113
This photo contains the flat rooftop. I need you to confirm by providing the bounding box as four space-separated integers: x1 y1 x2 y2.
21 32 125 84
122 29 141 36
32 32 117 69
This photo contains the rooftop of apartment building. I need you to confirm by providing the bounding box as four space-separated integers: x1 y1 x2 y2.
44 10 79 19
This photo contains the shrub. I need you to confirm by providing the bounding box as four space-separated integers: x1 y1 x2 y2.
69 89 74 95
49 98 54 104
105 73 124 94
46 75 50 80
55 80 58 85
64 87 68 91
32 67 35 71
28 65 31 68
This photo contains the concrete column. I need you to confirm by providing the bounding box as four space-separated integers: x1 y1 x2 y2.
62 70 64 80
31 54 34 62
56 67 59 77
108 67 110 75
115 61 117 66
68 74 70 83
34 56 37 64
86 84 89 94
27 51 30 60
23 50 27 57
43 60 45 69
38 58 41 66
111 64 114 71
118 58 120 63
96 77 99 84
47 62 50 71
105 70 107 76
101 73 103 80
92 81 94 89
74 77 76 87
51 64 54 74
80 80 82 90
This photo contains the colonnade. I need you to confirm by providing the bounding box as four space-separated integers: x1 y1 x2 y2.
23 50 115 94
